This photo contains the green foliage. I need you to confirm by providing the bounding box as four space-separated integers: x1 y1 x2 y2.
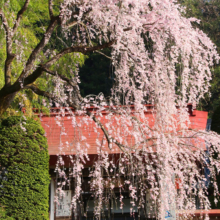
0 0 48 89
0 205 15 220
0 116 50 220
0 0 86 113
211 105 220 134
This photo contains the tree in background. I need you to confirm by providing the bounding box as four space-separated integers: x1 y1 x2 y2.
179 0 220 115
0 0 86 117
0 116 50 219
0 0 220 219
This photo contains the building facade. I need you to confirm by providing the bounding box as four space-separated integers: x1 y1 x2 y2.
36 105 220 220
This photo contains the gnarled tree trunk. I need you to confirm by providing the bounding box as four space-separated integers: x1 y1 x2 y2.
0 93 16 116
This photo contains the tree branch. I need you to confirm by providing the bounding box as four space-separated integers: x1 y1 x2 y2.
4 53 16 86
0 8 15 86
0 65 44 97
95 51 112 60
25 84 55 100
86 110 127 153
17 15 60 81
13 0 30 32
62 21 77 29
0 8 10 35
41 67 77 88
41 67 83 105
24 82 82 111
23 78 131 153
45 40 115 67
123 27 132 32
48 0 54 19
1 62 80 100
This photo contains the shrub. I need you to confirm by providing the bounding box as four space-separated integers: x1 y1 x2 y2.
0 116 50 219
0 205 14 220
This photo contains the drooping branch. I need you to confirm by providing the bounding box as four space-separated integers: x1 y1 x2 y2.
41 66 83 106
61 9 92 29
95 51 112 60
45 40 115 67
86 110 127 153
13 0 30 33
25 80 127 153
41 67 77 88
62 21 78 29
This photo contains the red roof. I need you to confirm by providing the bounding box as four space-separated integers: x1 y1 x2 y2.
37 106 208 156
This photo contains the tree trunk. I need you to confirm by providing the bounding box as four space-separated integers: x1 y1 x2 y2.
0 93 16 116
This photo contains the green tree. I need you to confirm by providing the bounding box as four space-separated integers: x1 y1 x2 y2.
0 0 86 116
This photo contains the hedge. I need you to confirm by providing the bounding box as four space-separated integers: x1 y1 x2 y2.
0 205 14 220
0 116 50 219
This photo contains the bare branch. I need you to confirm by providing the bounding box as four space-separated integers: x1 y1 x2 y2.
48 0 54 19
0 9 15 86
17 15 60 81
41 67 77 88
13 0 30 32
41 67 83 105
25 84 55 100
86 110 126 153
62 21 78 29
123 27 132 32
0 9 10 35
95 51 112 60
45 40 115 67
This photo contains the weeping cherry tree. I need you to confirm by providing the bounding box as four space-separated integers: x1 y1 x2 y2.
1 0 220 219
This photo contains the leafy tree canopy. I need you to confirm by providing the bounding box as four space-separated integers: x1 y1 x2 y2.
0 0 86 116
